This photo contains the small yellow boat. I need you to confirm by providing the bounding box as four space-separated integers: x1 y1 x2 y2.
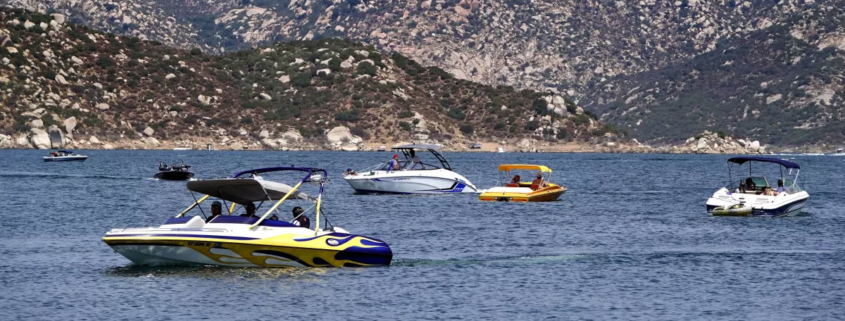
479 164 567 202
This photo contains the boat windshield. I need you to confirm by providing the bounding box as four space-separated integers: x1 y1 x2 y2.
499 169 552 187
370 149 446 171
728 159 802 193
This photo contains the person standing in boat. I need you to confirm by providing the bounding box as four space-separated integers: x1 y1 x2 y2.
291 206 310 228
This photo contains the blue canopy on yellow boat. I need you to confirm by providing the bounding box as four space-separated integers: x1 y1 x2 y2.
498 164 552 173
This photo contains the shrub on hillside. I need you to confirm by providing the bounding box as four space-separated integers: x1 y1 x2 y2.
291 72 312 87
335 110 360 122
356 61 377 76
460 124 474 135
524 120 539 131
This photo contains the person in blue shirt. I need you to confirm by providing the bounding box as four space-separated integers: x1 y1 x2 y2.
775 179 788 195
387 154 401 172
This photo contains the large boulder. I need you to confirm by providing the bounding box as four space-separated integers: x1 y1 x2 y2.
29 128 51 149
748 141 761 152
89 136 102 145
31 119 44 129
15 135 29 147
326 126 362 146
260 138 279 150
55 74 69 85
51 13 66 24
281 129 303 143
63 116 77 133
258 129 270 139
0 134 11 148
143 126 155 137
96 103 110 110
696 138 708 150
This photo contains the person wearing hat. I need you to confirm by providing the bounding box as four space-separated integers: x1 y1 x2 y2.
345 167 357 176
206 201 223 223
291 206 310 229
387 154 401 172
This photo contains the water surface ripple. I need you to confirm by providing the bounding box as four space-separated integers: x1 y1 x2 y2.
1 150 843 320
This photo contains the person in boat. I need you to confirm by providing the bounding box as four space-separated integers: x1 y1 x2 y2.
775 179 788 195
762 186 777 196
387 154 402 172
531 173 548 190
745 178 757 194
737 181 746 193
159 162 169 171
407 150 422 169
345 168 357 176
239 203 257 218
207 201 223 222
510 175 521 186
291 206 310 228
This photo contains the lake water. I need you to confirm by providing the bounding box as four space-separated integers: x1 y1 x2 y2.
1 150 843 320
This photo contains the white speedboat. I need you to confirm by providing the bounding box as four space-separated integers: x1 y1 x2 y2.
103 167 392 267
43 150 88 162
343 143 477 194
706 157 808 217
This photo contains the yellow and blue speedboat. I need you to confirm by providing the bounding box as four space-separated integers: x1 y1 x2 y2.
479 164 567 202
103 167 392 267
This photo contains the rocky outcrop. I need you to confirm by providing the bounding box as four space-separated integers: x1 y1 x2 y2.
325 126 362 147
679 131 767 154
29 128 51 149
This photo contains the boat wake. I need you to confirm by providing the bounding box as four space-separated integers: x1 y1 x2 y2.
392 253 584 267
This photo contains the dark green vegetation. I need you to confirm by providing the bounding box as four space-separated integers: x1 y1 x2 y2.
585 5 845 145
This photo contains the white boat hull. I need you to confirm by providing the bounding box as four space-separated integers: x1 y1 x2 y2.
43 155 87 162
706 187 809 216
344 169 477 194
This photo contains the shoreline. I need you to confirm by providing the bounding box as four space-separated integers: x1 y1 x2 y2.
3 132 832 154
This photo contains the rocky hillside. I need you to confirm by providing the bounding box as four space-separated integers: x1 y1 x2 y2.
0 8 617 150
4 1 843 146
3 1 826 91
585 4 845 145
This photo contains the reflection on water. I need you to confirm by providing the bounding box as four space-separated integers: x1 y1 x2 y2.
104 264 330 280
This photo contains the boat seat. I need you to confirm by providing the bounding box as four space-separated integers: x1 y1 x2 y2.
506 183 520 187
530 184 540 191
162 216 206 228
207 215 297 227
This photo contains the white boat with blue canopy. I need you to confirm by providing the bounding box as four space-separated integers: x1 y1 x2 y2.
343 143 477 194
103 167 392 267
43 150 87 162
706 157 808 216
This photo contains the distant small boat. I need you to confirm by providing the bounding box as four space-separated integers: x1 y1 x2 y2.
173 147 191 151
497 147 505 153
155 161 194 180
377 145 387 152
469 143 482 149
44 150 88 162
